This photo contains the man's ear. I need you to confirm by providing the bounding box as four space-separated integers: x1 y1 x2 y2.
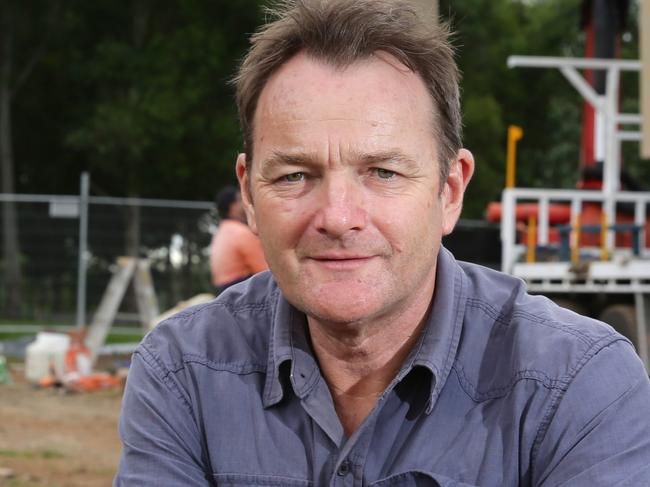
441 148 474 236
236 153 258 234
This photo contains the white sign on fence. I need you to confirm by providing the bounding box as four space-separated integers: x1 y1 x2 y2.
49 199 80 218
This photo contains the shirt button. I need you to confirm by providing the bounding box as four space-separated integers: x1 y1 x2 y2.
337 460 350 476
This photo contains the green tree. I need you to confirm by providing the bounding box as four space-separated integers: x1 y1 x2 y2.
4 1 264 319
65 0 263 200
440 0 585 218
0 0 60 316
6 0 642 251
62 1 263 255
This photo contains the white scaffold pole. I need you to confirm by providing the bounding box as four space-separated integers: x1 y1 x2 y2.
76 172 90 329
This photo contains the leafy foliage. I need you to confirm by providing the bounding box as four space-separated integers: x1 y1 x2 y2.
440 0 589 217
14 0 263 199
9 0 644 213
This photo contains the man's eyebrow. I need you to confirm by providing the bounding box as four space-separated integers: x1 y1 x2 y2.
260 149 420 170
357 150 419 169
260 151 316 170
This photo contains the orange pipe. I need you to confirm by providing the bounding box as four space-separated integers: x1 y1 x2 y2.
486 202 572 224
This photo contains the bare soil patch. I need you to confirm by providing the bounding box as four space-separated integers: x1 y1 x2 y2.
0 364 124 487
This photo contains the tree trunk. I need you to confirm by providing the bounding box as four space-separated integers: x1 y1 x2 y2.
121 0 150 260
0 0 23 318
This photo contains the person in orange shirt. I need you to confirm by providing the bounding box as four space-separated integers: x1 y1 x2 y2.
210 186 268 293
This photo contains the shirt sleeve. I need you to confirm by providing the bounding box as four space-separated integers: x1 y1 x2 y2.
534 339 650 486
114 347 212 486
240 229 268 274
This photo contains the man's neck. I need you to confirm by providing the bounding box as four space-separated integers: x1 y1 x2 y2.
308 297 432 437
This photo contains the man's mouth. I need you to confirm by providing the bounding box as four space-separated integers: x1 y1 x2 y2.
308 253 375 270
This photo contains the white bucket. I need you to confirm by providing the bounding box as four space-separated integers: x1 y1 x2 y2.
24 332 70 383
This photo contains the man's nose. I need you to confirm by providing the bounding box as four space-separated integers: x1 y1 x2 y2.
313 174 367 238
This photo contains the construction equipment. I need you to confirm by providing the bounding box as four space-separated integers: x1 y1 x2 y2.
483 1 650 372
493 55 650 371
85 257 159 362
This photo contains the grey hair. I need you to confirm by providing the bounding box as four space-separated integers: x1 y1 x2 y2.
234 0 462 183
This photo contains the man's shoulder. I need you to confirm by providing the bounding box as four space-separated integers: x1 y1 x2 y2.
454 260 635 399
136 271 278 372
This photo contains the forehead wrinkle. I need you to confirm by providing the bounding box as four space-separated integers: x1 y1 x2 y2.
356 149 421 169
265 116 400 128
260 146 421 174
260 149 319 171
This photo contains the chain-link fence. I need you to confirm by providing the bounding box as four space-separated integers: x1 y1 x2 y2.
0 186 216 331
0 176 503 337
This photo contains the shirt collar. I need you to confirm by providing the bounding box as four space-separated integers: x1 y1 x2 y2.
263 289 319 407
263 246 467 411
407 246 468 413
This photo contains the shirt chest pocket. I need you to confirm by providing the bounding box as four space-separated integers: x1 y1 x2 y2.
213 473 313 486
370 471 479 487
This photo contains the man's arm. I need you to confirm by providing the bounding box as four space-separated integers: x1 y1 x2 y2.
114 347 211 486
534 339 650 486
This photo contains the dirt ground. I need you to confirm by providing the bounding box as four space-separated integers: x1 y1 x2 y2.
0 362 125 487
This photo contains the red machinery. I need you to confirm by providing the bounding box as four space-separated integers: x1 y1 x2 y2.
485 1 650 371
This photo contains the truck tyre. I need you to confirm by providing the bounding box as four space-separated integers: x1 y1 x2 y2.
598 304 638 345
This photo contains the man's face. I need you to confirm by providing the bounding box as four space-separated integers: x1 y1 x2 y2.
237 52 473 325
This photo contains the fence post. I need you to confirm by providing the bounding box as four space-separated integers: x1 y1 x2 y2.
76 172 90 329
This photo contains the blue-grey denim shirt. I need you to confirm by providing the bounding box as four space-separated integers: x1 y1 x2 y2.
115 247 650 486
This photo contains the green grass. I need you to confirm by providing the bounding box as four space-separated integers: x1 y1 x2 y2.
6 477 64 487
0 448 65 460
0 332 143 344
0 319 68 326
0 449 20 457
40 449 64 459
105 333 143 344
7 480 55 487
0 333 34 341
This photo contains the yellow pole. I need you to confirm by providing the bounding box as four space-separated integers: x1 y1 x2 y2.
527 215 537 263
506 125 524 188
600 211 609 261
571 214 581 264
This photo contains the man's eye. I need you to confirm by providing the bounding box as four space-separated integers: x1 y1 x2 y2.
283 172 305 182
375 168 396 179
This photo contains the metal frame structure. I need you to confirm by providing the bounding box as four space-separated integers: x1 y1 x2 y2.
501 188 650 277
0 187 214 331
503 56 650 370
